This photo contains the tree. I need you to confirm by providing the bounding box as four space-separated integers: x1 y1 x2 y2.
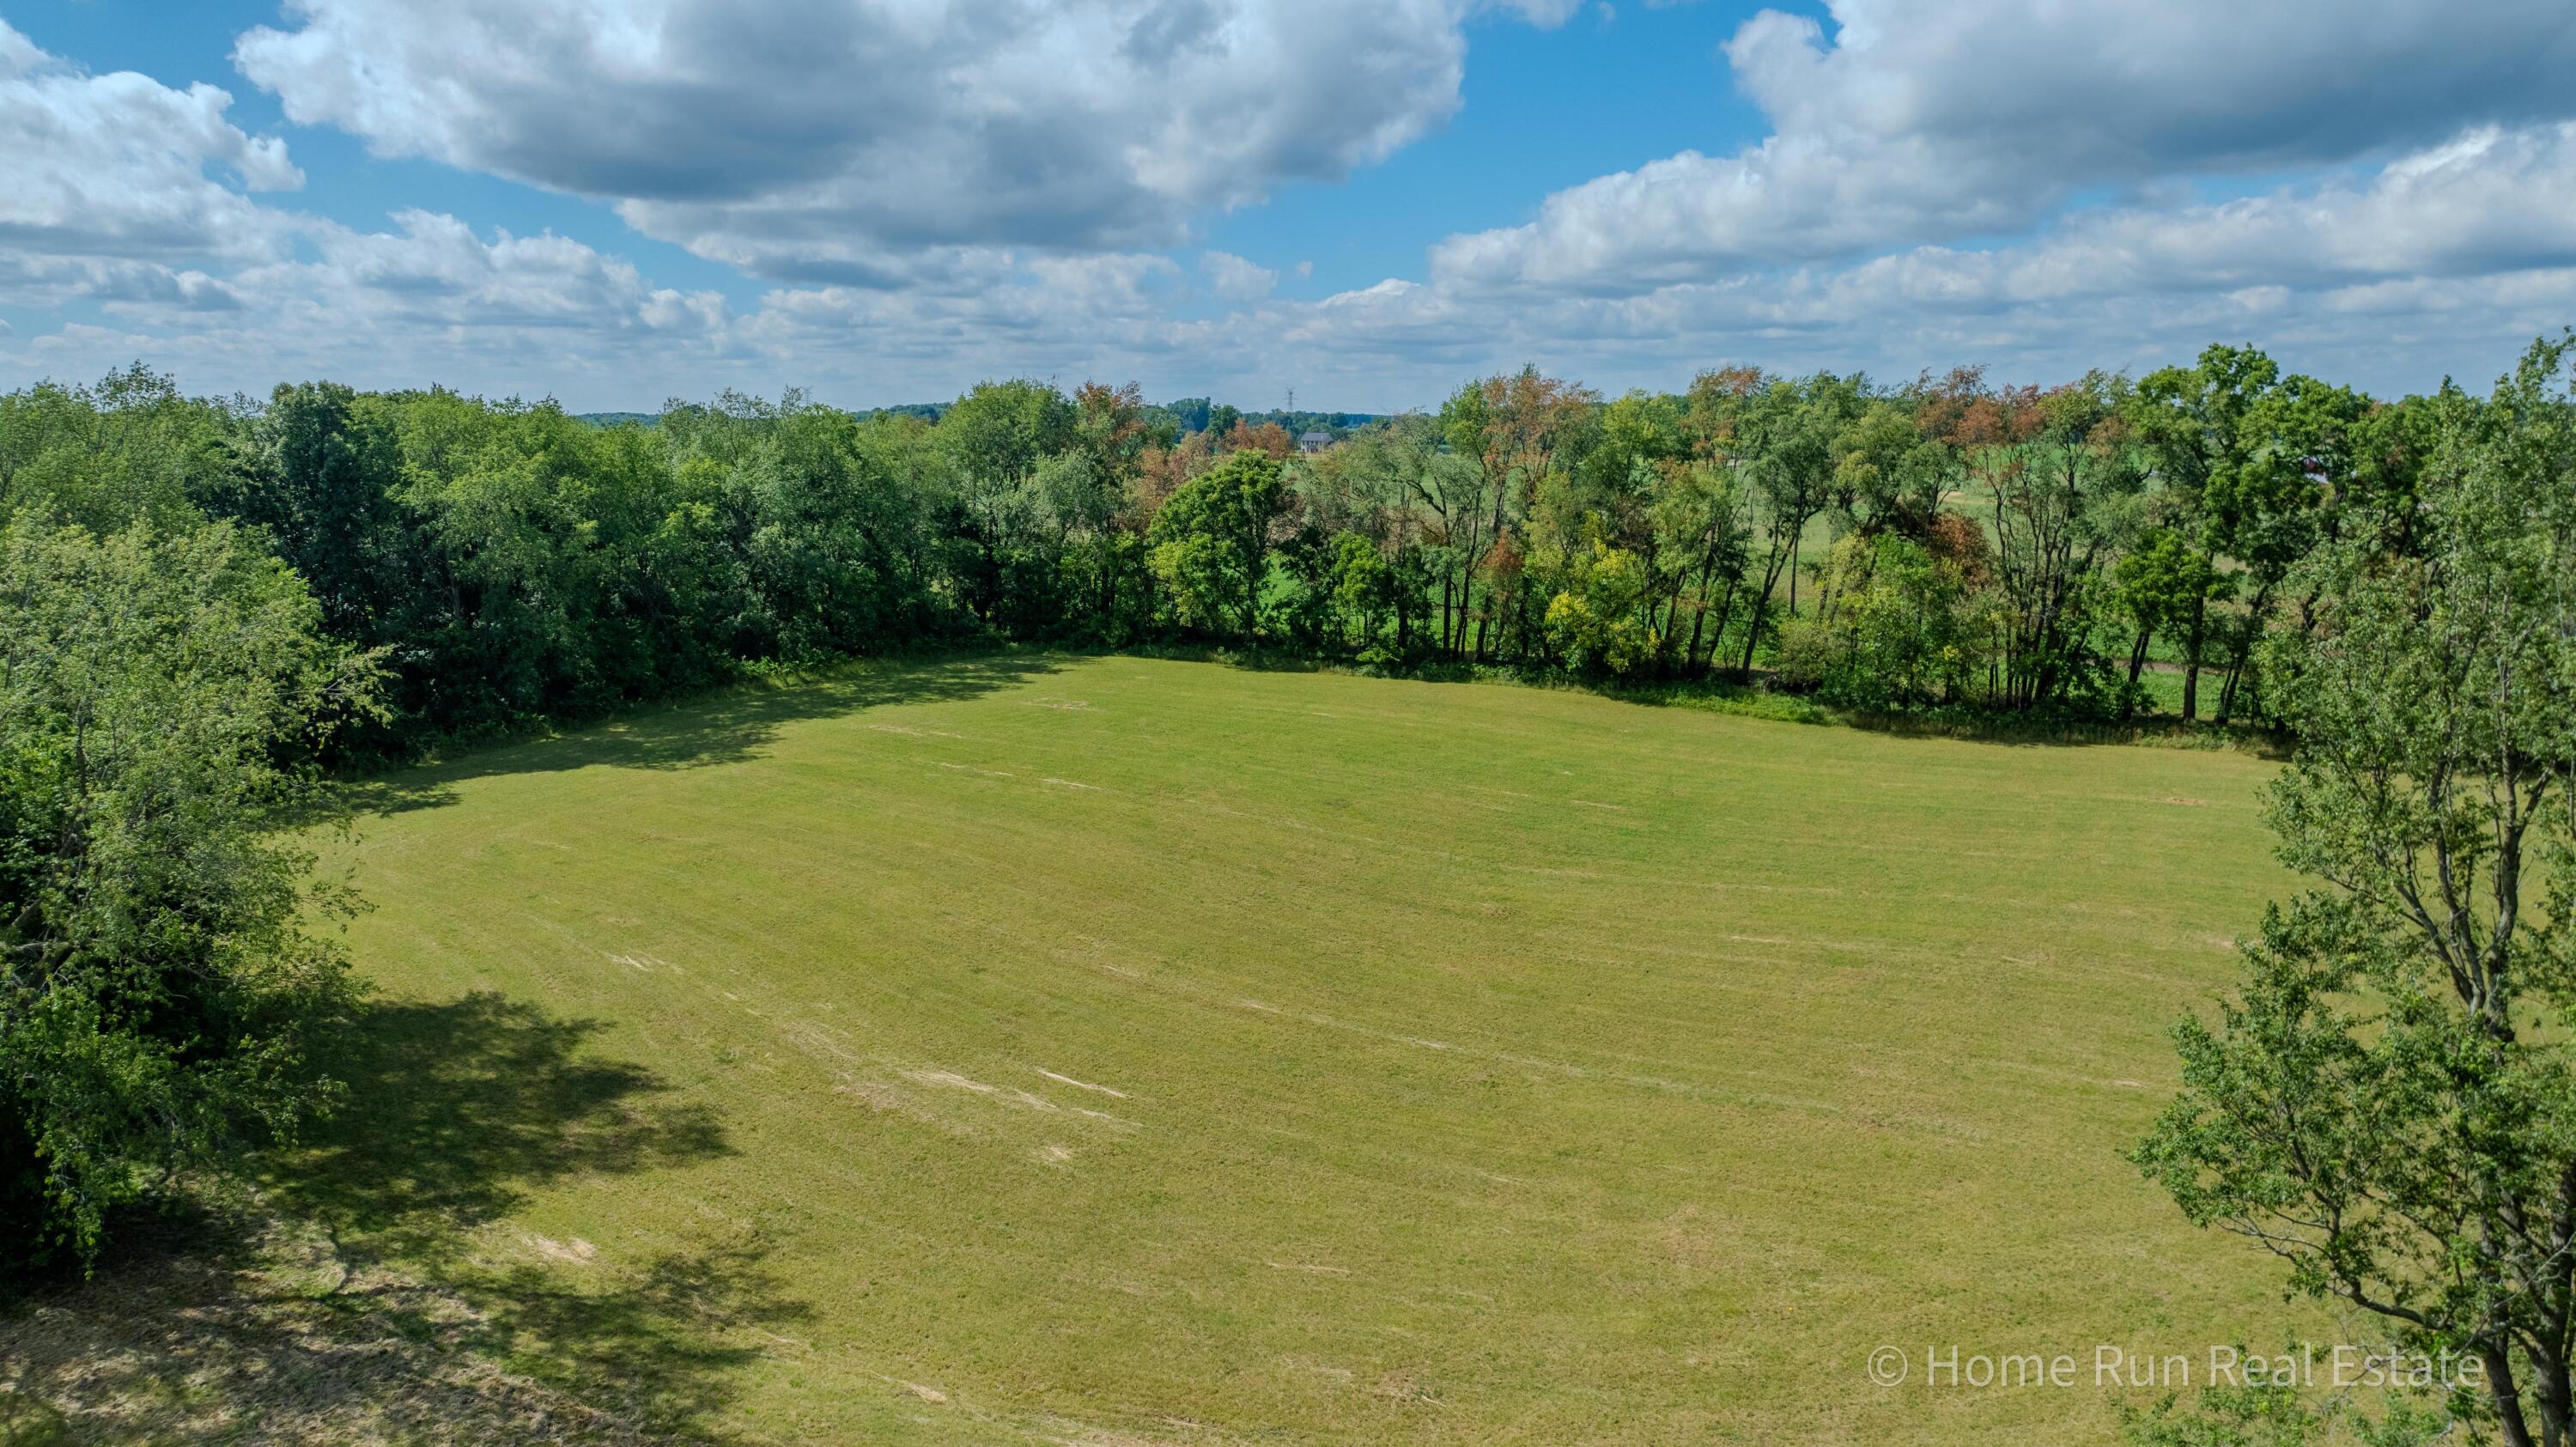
1146 449 1289 648
2114 527 2230 717
2133 337 2576 1447
0 516 381 1270
935 380 1076 623
1542 540 1660 678
1647 460 1753 675
1324 531 1394 654
2129 347 2343 724
1439 368 1598 660
228 381 411 646
1730 375 1858 678
1832 398 1955 540
1776 532 1981 708
1979 376 2143 712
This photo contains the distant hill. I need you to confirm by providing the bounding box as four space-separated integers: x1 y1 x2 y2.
574 398 1391 436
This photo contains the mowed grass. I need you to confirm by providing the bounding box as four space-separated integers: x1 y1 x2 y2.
308 654 2297 1444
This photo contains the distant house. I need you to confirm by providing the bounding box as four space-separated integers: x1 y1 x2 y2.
1297 429 1334 454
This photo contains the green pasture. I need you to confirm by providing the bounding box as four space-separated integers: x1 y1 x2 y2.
291 654 2296 1444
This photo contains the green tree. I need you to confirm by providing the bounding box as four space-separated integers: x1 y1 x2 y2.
0 367 240 536
935 380 1077 624
2114 527 2231 717
1734 374 1867 677
236 381 411 645
1978 376 2144 712
1648 460 1753 675
2129 346 2349 723
1324 531 1394 654
1777 532 1981 708
2133 337 2576 1447
1542 540 1660 678
1831 398 1954 539
0 517 380 1269
1147 449 1289 648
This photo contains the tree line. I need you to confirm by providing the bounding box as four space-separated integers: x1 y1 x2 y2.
0 344 2448 769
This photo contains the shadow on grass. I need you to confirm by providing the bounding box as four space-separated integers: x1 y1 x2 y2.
0 993 799 1444
329 649 1071 818
270 993 732 1261
1112 641 2291 754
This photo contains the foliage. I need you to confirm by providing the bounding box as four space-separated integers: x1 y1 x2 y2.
0 516 380 1270
2132 336 2576 1447
1775 532 1984 708
2119 1368 2457 1447
1146 448 1289 647
1542 540 1661 677
0 339 2475 771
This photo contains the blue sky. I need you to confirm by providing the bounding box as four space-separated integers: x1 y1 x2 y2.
4 0 1782 303
3 1 2573 410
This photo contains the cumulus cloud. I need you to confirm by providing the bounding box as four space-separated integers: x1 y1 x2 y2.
9 212 741 402
0 19 300 265
257 210 733 336
1435 0 2576 290
234 0 1554 282
0 21 744 400
1801 125 2576 315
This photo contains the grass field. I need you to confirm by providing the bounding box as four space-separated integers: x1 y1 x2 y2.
262 654 2297 1444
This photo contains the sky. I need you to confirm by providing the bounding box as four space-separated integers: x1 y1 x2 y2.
3 1 2573 413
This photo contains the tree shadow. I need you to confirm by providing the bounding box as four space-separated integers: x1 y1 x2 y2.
0 993 800 1444
270 993 732 1258
329 650 1069 819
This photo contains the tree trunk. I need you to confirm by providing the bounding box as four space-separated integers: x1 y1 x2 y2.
2215 582 2271 724
1682 569 1710 673
2181 595 2208 721
2486 1343 2540 1447
1738 587 1771 679
1704 575 1741 676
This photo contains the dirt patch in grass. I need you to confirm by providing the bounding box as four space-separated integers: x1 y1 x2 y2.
0 1207 665 1446
0 989 811 1446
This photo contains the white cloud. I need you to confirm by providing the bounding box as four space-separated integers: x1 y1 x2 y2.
258 210 733 336
7 212 743 402
0 19 300 265
1818 125 2576 311
0 20 744 403
234 0 1564 283
1436 0 2576 290
1200 250 1276 301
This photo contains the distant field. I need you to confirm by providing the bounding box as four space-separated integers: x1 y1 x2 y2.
291 654 2295 1444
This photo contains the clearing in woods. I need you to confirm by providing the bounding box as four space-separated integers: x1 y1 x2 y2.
276 654 2291 1443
